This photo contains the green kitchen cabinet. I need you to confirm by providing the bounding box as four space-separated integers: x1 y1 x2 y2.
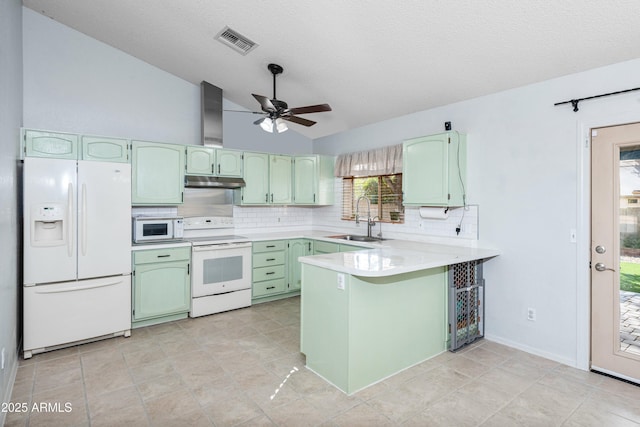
238 152 292 205
216 149 243 177
293 155 335 205
239 152 270 204
340 244 364 252
252 240 287 301
186 147 243 177
402 131 467 207
81 135 129 163
132 246 191 327
288 239 313 291
270 154 293 204
314 240 340 255
185 146 215 175
131 140 185 205
22 129 79 160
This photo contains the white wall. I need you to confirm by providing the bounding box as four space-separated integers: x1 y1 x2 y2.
0 0 22 420
22 8 310 154
315 58 640 366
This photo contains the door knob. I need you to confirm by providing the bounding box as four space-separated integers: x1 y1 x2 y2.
595 245 606 254
594 262 615 272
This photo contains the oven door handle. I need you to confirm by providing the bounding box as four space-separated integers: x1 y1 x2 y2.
192 242 253 251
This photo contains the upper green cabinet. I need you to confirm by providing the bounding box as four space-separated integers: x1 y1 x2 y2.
238 153 292 205
240 152 270 204
402 131 467 207
23 129 79 160
216 149 243 177
185 146 215 175
270 155 293 204
81 135 129 163
293 155 334 205
185 146 243 177
131 140 185 205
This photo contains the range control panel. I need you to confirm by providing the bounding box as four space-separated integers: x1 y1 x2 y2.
183 216 234 230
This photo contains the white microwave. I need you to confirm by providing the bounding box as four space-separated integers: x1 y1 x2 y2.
133 216 184 243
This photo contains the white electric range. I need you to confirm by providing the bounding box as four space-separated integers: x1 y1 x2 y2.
183 217 252 317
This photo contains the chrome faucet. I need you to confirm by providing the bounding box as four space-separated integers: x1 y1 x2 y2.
355 196 376 238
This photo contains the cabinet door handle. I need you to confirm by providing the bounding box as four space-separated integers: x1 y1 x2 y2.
157 254 171 258
266 258 276 261
266 286 275 290
313 193 316 203
266 245 275 248
211 164 214 174
265 193 269 203
271 193 274 203
266 272 275 275
218 164 221 174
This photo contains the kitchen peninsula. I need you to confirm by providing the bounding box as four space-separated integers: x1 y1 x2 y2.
298 244 499 395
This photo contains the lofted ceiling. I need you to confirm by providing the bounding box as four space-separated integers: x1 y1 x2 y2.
22 0 640 139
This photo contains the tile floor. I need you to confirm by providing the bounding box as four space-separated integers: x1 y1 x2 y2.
5 296 640 426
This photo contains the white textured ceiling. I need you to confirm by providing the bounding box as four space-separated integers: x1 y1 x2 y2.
22 0 640 139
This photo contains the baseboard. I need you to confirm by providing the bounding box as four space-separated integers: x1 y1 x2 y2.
484 333 579 369
1 348 19 427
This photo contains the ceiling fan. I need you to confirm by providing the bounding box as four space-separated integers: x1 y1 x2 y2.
247 63 332 133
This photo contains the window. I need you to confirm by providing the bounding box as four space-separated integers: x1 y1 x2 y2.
342 174 404 223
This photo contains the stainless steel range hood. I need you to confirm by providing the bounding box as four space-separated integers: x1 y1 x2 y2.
185 81 245 188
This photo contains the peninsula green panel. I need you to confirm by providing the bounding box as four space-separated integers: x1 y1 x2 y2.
240 152 270 204
81 136 129 163
24 129 79 159
293 156 317 204
216 149 243 177
348 268 447 393
301 263 448 395
131 141 185 205
270 155 293 204
186 146 215 175
300 264 350 391
316 155 335 205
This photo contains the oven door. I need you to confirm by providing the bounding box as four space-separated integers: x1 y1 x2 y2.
191 242 252 297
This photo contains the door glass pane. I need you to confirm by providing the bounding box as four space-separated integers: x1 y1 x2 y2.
203 256 243 285
619 146 640 356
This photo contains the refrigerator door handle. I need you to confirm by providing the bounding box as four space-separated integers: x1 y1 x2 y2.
67 182 74 257
81 183 87 256
33 277 124 294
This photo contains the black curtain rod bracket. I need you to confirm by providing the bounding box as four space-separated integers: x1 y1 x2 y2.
554 86 640 112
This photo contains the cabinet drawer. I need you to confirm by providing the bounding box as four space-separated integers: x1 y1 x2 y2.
253 240 286 253
133 247 191 265
253 265 285 282
253 251 286 268
253 278 286 298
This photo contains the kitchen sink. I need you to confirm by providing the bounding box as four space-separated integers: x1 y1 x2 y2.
326 234 387 242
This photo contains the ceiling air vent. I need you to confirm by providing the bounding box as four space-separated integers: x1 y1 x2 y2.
215 26 258 55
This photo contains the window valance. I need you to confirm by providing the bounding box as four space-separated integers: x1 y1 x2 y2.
334 144 402 177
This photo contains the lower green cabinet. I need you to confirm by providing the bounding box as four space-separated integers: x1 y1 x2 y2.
132 246 191 327
313 240 340 254
288 239 313 291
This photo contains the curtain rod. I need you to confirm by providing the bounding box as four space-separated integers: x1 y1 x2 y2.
554 86 640 112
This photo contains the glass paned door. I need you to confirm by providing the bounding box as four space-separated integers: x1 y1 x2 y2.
591 122 640 383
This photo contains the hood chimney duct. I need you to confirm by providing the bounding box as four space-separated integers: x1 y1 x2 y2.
201 81 223 147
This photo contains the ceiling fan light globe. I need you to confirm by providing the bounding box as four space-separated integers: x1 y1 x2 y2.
275 119 288 133
260 117 274 133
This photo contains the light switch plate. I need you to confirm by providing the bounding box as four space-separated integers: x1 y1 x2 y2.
337 273 345 290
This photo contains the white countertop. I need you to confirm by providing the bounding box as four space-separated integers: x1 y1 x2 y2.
241 229 500 277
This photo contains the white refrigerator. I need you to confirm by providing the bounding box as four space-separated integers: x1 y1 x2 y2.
23 157 132 358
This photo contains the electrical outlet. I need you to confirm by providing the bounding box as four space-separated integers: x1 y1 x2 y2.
527 308 536 321
337 273 345 290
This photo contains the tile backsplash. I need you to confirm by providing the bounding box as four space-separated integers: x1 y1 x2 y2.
131 178 479 240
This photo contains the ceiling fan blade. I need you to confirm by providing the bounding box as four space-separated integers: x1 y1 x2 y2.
252 94 276 112
253 117 268 125
288 104 332 115
282 115 317 127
